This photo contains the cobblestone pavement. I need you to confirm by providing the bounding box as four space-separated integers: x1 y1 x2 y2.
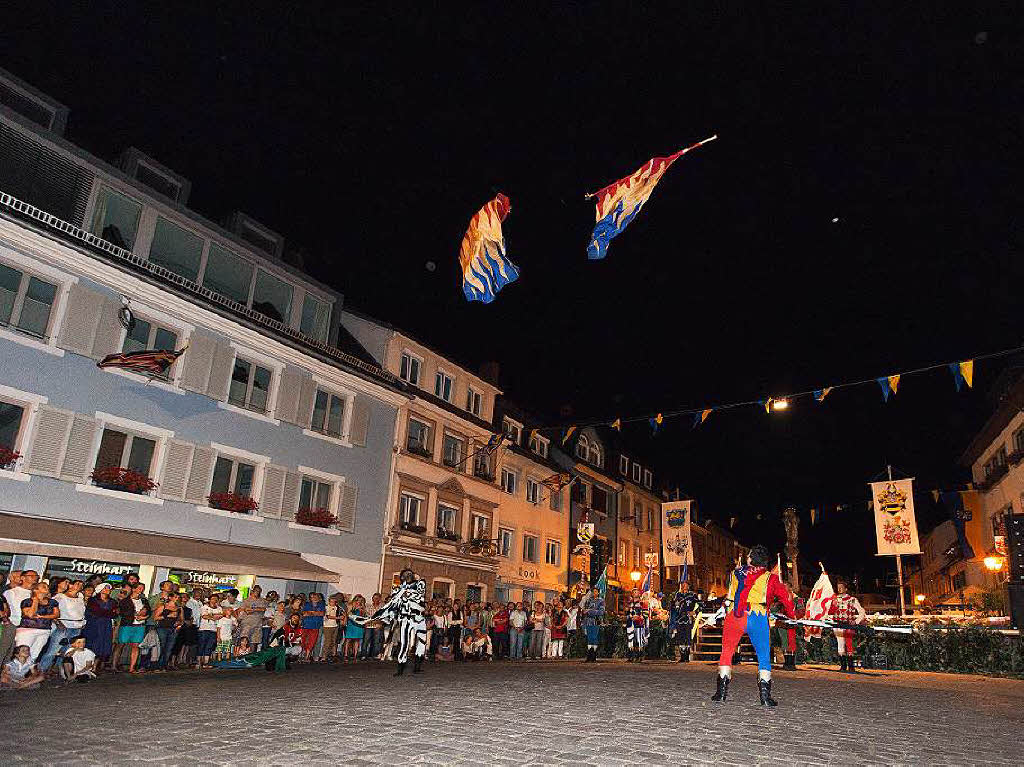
3 659 1022 766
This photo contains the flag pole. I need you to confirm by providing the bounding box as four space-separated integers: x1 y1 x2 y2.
584 134 718 199
889 464 906 618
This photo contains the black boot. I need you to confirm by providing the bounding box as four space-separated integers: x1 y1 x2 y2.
711 674 729 702
841 656 850 672
681 647 690 663
758 678 778 707
393 662 406 676
412 656 423 674
782 653 796 671
846 656 857 673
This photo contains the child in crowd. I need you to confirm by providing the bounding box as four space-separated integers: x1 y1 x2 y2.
61 636 96 683
323 595 341 663
437 636 454 661
197 593 222 670
233 636 251 659
1 645 44 690
215 606 237 662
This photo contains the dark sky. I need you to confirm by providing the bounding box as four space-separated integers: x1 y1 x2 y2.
6 3 1022 585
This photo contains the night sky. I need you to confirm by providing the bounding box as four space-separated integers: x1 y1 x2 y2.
6 4 1022 586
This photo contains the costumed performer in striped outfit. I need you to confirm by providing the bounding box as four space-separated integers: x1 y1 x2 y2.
624 588 649 662
351 568 427 676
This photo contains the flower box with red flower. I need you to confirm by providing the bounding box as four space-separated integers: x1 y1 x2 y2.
295 507 337 528
90 466 158 495
207 492 259 514
0 446 21 471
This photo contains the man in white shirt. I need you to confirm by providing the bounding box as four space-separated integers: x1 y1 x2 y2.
3 569 37 631
39 579 88 672
509 602 528 660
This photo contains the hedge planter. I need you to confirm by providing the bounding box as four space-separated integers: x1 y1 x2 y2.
90 467 158 494
0 446 20 470
295 507 337 528
207 492 258 514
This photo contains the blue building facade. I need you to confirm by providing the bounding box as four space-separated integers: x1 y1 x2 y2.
0 70 405 597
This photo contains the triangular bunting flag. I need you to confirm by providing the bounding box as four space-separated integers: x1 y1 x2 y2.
561 426 577 445
810 507 818 526
949 363 964 391
877 377 893 402
650 413 663 435
701 408 712 423
931 489 941 503
762 398 773 413
610 418 621 431
691 412 701 429
813 387 832 402
889 374 900 394
960 360 974 388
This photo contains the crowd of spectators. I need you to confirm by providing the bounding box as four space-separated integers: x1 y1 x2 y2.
1 569 582 689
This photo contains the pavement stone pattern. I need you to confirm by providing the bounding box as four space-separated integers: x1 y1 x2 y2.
2 659 1022 766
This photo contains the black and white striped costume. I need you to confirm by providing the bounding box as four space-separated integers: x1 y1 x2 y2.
625 598 649 658
353 578 427 666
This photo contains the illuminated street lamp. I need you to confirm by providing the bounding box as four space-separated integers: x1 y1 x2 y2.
915 594 926 604
630 569 642 584
984 555 1005 572
772 398 789 411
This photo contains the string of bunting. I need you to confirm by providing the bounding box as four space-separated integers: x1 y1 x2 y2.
544 343 1020 440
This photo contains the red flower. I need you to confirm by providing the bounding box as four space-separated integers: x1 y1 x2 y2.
207 492 259 514
0 446 21 470
90 466 158 494
295 507 337 528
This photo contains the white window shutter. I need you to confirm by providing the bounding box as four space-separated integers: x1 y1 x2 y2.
25 405 75 477
206 341 235 401
281 470 301 521
59 414 98 483
349 395 370 447
260 464 287 518
275 369 305 425
295 378 317 429
159 440 195 501
56 284 104 356
90 297 124 360
179 334 216 394
338 480 358 532
184 446 217 505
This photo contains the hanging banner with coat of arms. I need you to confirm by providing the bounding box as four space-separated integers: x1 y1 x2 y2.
661 500 694 568
870 479 921 555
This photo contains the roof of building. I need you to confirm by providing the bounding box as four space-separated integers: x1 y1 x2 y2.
960 372 1024 466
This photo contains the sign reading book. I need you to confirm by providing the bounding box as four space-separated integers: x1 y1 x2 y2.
661 500 694 568
870 479 921 555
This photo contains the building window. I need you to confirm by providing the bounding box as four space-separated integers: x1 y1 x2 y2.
523 534 538 563
952 571 967 591
299 294 330 343
437 503 458 535
0 400 27 454
521 588 534 606
473 444 494 479
575 435 589 461
471 513 489 540
1014 428 1024 455
311 388 347 438
502 417 523 445
251 270 294 324
203 243 253 305
648 506 655 531
591 486 608 514
574 480 589 506
632 463 641 483
619 455 629 475
148 217 203 281
121 317 178 378
434 370 453 402
643 469 652 489
633 544 642 569
498 528 513 557
495 586 510 604
399 492 424 527
466 388 482 416
633 502 643 528
545 540 561 566
442 434 464 468
529 433 549 458
501 468 518 494
432 580 453 600
549 487 562 512
618 539 627 566
94 428 157 479
299 476 334 511
210 455 255 497
228 357 272 413
526 477 541 504
399 352 421 386
406 418 432 456
91 187 142 250
0 262 58 340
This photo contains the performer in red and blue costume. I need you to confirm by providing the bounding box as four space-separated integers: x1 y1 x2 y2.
711 544 794 707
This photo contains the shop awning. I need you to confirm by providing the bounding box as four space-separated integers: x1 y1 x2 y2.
0 512 338 582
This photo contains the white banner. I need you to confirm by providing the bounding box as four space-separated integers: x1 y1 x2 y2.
661 501 694 568
870 479 921 555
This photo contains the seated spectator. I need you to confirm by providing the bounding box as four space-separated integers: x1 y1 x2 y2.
469 627 493 660
61 635 97 683
461 631 475 660
282 613 304 658
1 645 44 690
437 636 454 661
233 636 251 659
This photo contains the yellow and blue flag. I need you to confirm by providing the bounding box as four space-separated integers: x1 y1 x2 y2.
586 135 716 260
459 193 519 303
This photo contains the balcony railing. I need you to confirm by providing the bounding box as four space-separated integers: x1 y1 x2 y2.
473 464 495 481
407 442 433 459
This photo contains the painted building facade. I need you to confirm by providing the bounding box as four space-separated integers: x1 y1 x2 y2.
0 71 404 597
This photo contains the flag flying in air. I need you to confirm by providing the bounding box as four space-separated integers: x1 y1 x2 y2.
586 135 717 260
459 193 519 303
97 347 186 378
541 472 573 492
803 569 835 639
595 564 608 600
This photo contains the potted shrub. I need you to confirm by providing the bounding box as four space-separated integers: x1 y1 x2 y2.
90 466 158 494
400 521 427 534
0 446 20 471
436 526 460 542
207 492 259 514
295 506 338 528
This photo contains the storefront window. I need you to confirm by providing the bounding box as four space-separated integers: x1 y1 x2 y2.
43 557 140 587
167 569 247 597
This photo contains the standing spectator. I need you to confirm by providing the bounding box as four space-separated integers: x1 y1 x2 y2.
343 595 365 661
16 582 60 663
4 569 35 636
550 601 568 658
39 579 87 673
0 573 13 665
169 595 198 669
83 583 117 672
60 635 97 683
481 602 495 638
449 599 465 661
196 593 222 670
261 590 279 649
322 594 341 662
1 645 44 690
542 603 553 658
300 592 325 662
491 602 510 660
361 592 384 660
465 602 481 641
237 585 268 651
152 592 183 670
48 577 69 599
509 602 527 659
566 599 579 652
116 583 148 673
429 604 449 661
528 601 548 659
215 605 237 662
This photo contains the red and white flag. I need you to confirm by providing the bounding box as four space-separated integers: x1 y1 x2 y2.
803 570 835 638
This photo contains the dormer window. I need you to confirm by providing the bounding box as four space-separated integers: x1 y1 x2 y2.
575 434 602 467
400 352 421 386
632 463 641 483
466 387 482 417
118 148 191 205
434 370 453 403
576 435 589 461
619 455 629 475
0 69 69 134
643 470 652 489
529 432 549 458
502 417 523 445
225 212 286 260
